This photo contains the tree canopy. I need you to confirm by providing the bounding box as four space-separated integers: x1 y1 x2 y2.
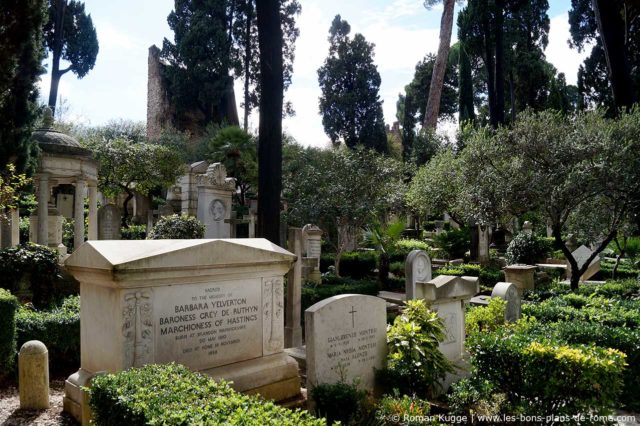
317 15 388 153
0 0 47 174
44 0 99 113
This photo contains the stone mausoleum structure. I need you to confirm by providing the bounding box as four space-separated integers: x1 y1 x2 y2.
29 110 98 255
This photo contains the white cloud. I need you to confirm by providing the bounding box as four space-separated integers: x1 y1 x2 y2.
95 20 143 52
545 12 591 85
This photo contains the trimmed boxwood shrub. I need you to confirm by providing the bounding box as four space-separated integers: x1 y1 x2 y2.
434 264 504 288
148 214 205 239
319 251 377 279
301 276 378 312
389 239 431 263
505 233 551 265
0 243 64 308
15 296 80 369
468 329 626 417
121 224 147 240
89 363 324 425
0 289 18 375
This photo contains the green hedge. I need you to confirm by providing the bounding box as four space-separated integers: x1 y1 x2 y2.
89 363 324 425
0 243 64 308
468 329 626 416
15 296 80 369
0 289 18 375
302 276 378 313
319 251 377 279
537 321 640 411
522 294 640 328
434 264 504 288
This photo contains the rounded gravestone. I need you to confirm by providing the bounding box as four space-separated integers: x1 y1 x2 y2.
19 340 50 409
491 282 521 322
405 250 432 300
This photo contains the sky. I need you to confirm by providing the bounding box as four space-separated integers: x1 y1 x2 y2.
39 0 589 148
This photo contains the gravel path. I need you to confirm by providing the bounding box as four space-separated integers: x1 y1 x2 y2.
0 380 76 426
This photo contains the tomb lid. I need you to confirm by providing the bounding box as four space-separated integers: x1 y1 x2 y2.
65 238 295 273
421 275 479 302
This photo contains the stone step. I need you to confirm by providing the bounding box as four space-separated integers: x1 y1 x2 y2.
378 291 406 304
278 389 308 410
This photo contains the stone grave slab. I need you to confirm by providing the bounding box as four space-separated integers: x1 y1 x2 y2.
97 204 121 240
491 282 521 322
568 245 601 282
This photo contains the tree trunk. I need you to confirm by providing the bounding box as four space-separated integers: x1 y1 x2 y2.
243 1 253 131
378 252 390 288
481 0 497 128
121 190 134 228
509 69 516 122
552 224 580 291
423 0 455 129
494 0 505 125
458 42 475 124
256 0 284 245
592 0 636 112
48 0 67 115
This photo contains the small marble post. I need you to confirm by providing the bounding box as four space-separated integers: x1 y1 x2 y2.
19 340 50 409
284 228 303 348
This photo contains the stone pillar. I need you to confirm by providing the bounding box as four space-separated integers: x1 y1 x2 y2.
19 340 50 409
88 184 98 241
9 208 19 246
74 179 86 250
285 228 303 348
36 174 49 245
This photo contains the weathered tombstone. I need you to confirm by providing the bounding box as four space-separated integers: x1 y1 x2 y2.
179 161 210 216
419 276 479 364
285 228 303 348
19 340 49 409
491 282 521 322
305 294 387 396
503 265 537 295
62 239 300 423
158 203 174 218
522 221 533 235
56 193 74 218
568 245 600 282
98 204 121 240
29 205 66 255
196 163 236 239
301 224 323 284
477 225 490 265
405 250 432 300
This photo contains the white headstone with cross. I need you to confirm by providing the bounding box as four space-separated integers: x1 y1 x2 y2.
305 294 387 396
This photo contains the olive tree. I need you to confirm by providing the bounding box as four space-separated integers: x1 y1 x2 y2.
284 144 406 275
461 110 640 290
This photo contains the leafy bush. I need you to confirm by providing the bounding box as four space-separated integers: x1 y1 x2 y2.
505 233 551 265
148 214 205 239
301 276 378 313
376 390 436 426
15 296 80 369
389 261 405 277
0 289 18 375
121 224 147 240
465 298 506 335
381 300 455 396
89 363 324 426
448 378 505 417
468 327 626 417
390 239 431 263
0 243 64 308
312 381 365 425
433 228 470 259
